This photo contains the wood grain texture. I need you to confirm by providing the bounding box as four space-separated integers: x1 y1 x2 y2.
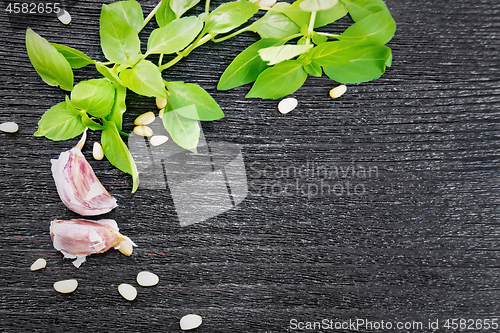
0 0 499 332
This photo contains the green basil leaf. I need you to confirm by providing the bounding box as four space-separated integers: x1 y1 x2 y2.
162 109 200 152
385 52 392 67
168 104 198 120
299 0 338 12
120 60 167 98
312 32 328 45
310 39 367 67
50 43 95 69
156 0 176 27
323 44 391 84
95 63 123 85
65 95 78 113
165 81 224 121
106 85 127 131
205 0 259 34
246 60 308 99
81 113 104 131
218 39 284 91
146 17 203 55
25 29 73 91
248 3 300 39
340 0 389 21
104 0 144 33
259 44 313 66
277 1 310 27
102 120 139 192
100 3 141 64
34 101 85 140
315 1 348 27
297 36 308 45
71 79 115 118
170 0 200 19
303 61 322 77
338 10 396 45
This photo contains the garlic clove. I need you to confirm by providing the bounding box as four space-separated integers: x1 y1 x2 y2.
50 219 137 268
51 130 117 216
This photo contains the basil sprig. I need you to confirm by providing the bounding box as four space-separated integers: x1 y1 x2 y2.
26 0 396 192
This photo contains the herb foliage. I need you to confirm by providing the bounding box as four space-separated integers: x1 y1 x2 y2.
26 0 396 192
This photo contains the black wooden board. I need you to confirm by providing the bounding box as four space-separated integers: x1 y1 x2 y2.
0 0 499 332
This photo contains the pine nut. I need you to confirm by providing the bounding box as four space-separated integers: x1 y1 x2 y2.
118 240 133 256
92 142 104 160
156 97 167 109
180 314 202 330
329 85 347 98
118 283 137 301
255 0 277 7
278 97 298 114
57 10 71 25
30 258 47 271
158 109 165 118
133 125 153 137
137 271 159 287
134 112 156 126
53 279 78 293
150 135 168 146
0 122 19 133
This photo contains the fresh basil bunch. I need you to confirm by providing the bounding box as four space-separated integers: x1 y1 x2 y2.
25 0 396 192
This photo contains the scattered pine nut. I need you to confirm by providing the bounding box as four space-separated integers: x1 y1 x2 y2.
329 85 347 98
180 314 202 330
118 240 134 256
30 258 47 271
53 279 78 293
57 10 71 25
158 109 165 118
278 97 298 114
92 142 104 160
254 0 277 7
150 135 168 146
0 122 19 133
118 283 137 301
134 112 156 126
133 125 153 137
156 97 167 109
137 271 159 287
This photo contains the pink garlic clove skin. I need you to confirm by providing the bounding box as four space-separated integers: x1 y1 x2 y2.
51 147 117 216
50 219 137 268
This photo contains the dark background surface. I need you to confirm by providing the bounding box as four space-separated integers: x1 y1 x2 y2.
0 0 499 332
